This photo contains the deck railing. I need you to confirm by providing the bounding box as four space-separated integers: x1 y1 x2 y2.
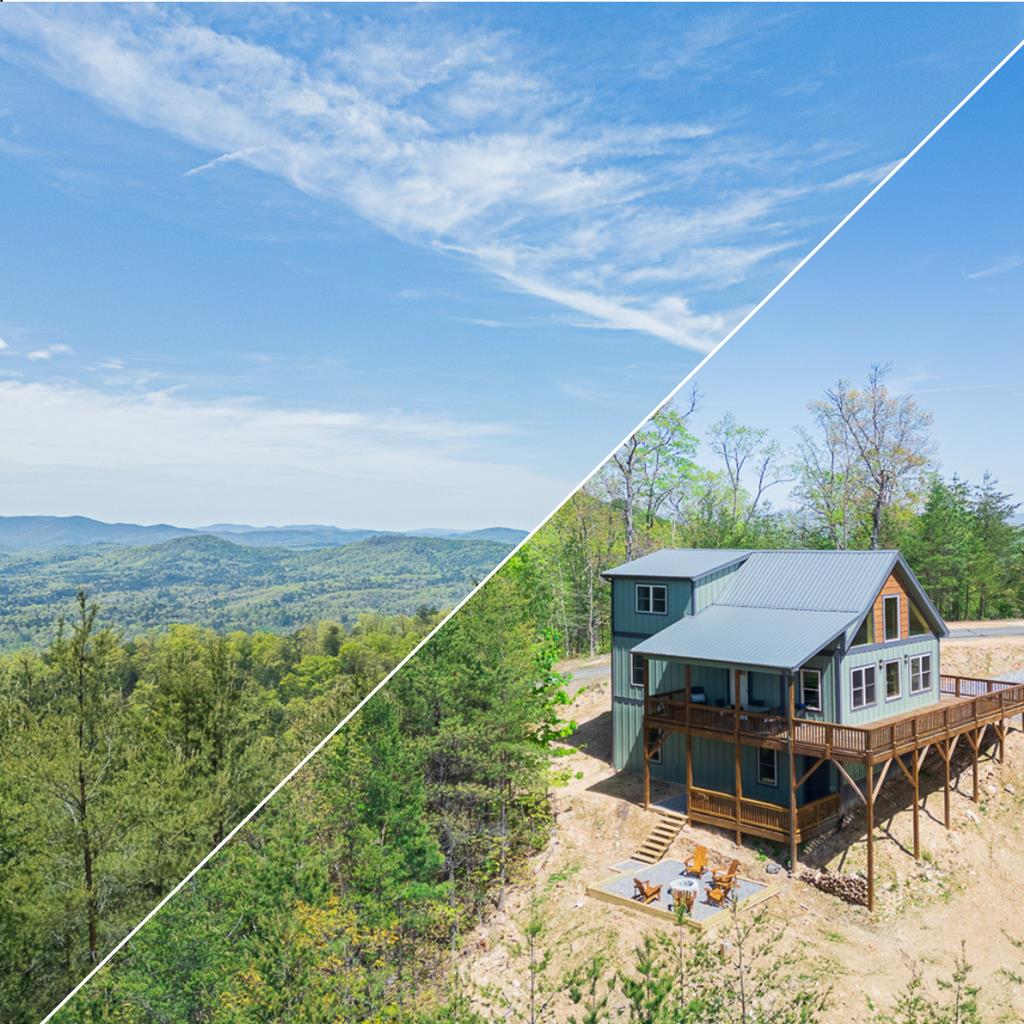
647 675 1024 762
687 786 841 841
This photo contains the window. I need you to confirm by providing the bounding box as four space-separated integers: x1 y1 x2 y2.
910 654 932 694
647 728 662 764
757 748 778 787
800 668 822 712
883 595 900 642
885 660 901 701
852 613 874 647
851 665 876 709
631 653 647 690
909 600 930 637
635 583 668 615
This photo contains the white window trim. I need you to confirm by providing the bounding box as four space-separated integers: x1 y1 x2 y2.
757 748 778 787
851 665 877 710
800 668 823 712
630 653 646 689
635 583 668 615
910 653 932 694
884 659 902 702
883 594 901 642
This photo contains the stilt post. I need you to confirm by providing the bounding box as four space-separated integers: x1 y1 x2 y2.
733 669 743 845
865 760 875 912
787 673 798 876
642 657 651 810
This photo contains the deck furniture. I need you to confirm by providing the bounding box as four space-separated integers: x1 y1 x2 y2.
706 883 733 907
711 858 739 888
632 878 662 905
684 845 708 876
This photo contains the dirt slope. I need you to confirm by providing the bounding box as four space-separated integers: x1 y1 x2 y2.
454 634 1024 1022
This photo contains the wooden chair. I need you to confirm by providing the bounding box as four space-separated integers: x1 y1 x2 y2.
684 845 708 876
633 878 662 905
712 858 739 888
706 884 732 907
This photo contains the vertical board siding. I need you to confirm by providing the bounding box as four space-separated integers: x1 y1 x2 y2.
796 653 836 720
841 636 941 726
693 562 745 612
611 577 693 636
871 570 912 641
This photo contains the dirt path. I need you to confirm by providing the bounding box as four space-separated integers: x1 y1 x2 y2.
455 634 1024 1022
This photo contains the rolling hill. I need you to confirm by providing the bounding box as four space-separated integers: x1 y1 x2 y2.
0 532 514 651
0 515 526 551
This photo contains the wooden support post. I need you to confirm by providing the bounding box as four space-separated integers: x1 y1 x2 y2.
942 740 952 830
642 657 651 810
911 748 921 861
684 664 693 814
970 728 980 803
865 760 875 913
733 669 743 845
787 674 798 876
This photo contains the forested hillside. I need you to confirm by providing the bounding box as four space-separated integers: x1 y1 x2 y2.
0 534 510 651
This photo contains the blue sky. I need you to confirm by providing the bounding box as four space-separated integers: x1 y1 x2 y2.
0 5 1021 529
686 38 1024 509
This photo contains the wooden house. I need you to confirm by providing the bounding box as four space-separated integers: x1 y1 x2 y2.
605 548 1023 908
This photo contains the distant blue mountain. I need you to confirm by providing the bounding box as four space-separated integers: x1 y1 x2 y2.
0 515 527 552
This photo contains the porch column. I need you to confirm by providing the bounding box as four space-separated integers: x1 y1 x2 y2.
733 668 742 846
911 718 921 861
684 664 693 813
787 673 798 876
942 739 952 830
865 760 875 912
642 657 651 810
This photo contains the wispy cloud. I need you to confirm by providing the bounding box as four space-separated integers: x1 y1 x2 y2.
964 254 1024 280
26 343 73 361
1 8 879 352
0 337 8 352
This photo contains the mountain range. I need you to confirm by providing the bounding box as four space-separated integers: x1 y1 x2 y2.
0 515 526 551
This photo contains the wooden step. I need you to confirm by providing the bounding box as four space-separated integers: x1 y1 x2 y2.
632 809 687 864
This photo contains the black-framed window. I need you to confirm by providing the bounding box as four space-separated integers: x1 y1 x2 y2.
851 665 876 709
910 653 932 694
885 660 901 701
883 594 901 642
757 747 778 787
631 653 647 690
800 668 822 712
647 728 662 764
635 583 668 615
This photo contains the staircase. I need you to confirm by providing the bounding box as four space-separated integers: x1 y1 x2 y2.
633 810 687 864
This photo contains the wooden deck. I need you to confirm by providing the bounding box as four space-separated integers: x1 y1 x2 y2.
646 675 1024 765
688 787 841 844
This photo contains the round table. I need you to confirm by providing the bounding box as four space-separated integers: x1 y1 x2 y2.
668 876 699 913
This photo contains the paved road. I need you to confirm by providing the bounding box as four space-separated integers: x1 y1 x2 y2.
946 624 1024 639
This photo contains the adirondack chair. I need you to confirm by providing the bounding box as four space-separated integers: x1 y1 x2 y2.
712 858 739 888
684 845 708 876
706 884 732 906
633 878 662 905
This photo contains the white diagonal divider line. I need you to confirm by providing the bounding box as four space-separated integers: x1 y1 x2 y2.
40 35 1024 1024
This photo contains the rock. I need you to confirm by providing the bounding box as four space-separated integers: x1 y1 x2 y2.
986 784 998 797
799 867 869 906
1005 783 1016 796
965 810 979 823
766 862 782 875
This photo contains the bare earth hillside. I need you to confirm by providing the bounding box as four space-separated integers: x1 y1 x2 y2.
453 630 1024 1022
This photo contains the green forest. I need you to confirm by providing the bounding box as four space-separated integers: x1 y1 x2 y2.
5 366 1021 1023
0 534 510 651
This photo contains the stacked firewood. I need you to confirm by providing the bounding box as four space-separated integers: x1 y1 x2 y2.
798 867 869 906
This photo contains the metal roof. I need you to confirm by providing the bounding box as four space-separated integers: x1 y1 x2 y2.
717 549 898 613
632 605 855 672
602 548 751 581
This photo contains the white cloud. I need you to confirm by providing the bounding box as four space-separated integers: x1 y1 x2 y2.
0 379 564 529
26 343 73 361
0 8 879 353
965 254 1024 280
0 337 8 351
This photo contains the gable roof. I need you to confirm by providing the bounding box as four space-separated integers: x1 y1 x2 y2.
632 605 854 673
601 548 751 581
